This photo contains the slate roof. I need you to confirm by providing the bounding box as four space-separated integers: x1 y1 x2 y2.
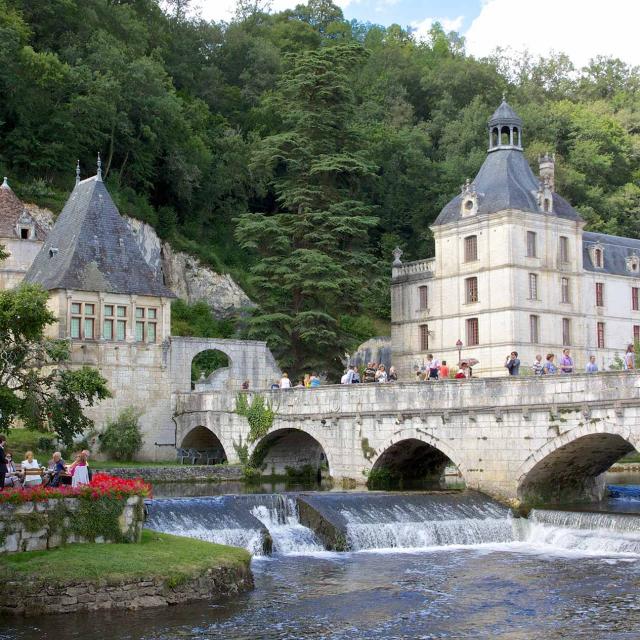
488 99 523 127
583 231 640 277
432 148 584 227
0 178 47 241
25 176 175 298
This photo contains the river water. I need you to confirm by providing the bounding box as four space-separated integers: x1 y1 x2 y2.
4 476 640 640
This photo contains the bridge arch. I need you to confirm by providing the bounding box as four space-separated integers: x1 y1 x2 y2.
249 426 333 479
369 431 466 489
180 425 228 463
516 423 639 504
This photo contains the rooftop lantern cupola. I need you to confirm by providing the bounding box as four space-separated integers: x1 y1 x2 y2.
488 96 523 152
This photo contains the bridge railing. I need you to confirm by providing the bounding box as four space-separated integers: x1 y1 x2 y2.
173 371 640 417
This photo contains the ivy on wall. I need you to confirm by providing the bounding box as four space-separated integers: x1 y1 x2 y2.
235 394 275 444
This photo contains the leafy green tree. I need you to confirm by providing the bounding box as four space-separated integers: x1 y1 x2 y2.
236 44 378 377
0 284 110 445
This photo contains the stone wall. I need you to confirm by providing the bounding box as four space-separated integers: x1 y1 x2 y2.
0 496 144 554
105 464 243 483
1 564 253 616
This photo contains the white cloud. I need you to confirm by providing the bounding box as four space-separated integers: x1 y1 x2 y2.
465 0 640 67
411 15 464 40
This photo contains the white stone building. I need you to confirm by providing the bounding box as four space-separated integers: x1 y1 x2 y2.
391 100 640 378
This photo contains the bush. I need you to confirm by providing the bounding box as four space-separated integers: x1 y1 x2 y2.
99 407 143 461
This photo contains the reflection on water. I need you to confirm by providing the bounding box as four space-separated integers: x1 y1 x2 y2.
4 548 640 640
151 479 331 498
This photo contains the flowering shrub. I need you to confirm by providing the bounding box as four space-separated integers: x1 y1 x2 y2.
0 473 151 505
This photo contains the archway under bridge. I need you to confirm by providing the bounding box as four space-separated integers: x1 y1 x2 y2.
250 428 331 481
368 437 465 490
180 426 227 464
517 430 638 504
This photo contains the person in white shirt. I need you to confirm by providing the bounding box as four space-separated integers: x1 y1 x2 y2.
21 451 42 486
624 344 635 370
279 373 291 389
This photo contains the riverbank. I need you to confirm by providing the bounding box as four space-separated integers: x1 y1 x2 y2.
102 463 243 483
0 530 253 616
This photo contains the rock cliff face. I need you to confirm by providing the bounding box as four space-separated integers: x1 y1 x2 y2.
30 208 253 318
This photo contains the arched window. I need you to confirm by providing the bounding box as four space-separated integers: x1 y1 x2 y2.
500 126 510 145
543 198 551 212
492 127 499 147
512 126 519 146
191 349 230 390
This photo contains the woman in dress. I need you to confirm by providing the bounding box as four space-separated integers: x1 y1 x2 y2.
21 451 42 487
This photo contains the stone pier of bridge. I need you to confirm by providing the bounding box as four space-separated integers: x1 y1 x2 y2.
173 372 640 504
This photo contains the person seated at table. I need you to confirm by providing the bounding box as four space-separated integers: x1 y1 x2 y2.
21 451 42 487
4 452 23 488
47 452 66 487
69 451 90 487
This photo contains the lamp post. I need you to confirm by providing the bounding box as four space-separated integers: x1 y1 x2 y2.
456 339 463 364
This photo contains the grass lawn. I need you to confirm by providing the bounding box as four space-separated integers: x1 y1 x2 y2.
0 530 250 584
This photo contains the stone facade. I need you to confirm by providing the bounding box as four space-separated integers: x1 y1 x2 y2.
392 101 640 378
0 496 144 554
0 564 253 616
174 372 640 503
106 464 243 483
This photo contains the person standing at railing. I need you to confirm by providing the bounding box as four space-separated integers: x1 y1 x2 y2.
532 354 544 376
624 344 635 371
559 349 573 374
504 351 521 376
586 355 599 373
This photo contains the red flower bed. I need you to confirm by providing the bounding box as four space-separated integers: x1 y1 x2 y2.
0 473 151 505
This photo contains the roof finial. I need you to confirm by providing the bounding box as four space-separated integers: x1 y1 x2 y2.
96 152 102 182
1 177 8 189
75 160 81 185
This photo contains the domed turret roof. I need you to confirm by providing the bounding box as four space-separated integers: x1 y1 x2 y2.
488 99 522 127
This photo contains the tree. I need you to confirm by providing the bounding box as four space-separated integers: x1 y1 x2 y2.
235 44 378 377
0 284 110 445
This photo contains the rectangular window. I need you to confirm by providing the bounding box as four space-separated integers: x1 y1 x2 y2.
634 325 640 343
559 236 569 263
71 302 81 315
117 306 127 318
116 319 126 341
530 315 539 343
104 305 114 317
419 325 429 351
596 282 604 307
529 273 538 300
466 318 479 346
84 318 94 339
562 318 571 345
464 235 477 262
597 322 605 349
84 303 95 316
418 286 428 311
103 319 113 340
147 308 157 320
633 288 639 311
135 307 145 319
70 317 81 339
135 321 144 342
465 277 478 303
147 323 156 343
527 231 537 257
561 277 570 303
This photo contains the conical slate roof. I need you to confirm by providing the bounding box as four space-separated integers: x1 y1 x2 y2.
432 148 583 227
488 99 522 127
25 175 175 298
0 178 47 241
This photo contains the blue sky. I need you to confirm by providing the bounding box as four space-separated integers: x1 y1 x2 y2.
198 0 640 67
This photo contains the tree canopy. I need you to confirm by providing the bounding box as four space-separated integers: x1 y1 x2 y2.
1 0 639 375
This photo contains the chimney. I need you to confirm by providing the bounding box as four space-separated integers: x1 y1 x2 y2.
538 152 555 192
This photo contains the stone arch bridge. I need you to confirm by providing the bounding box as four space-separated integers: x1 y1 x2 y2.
173 372 640 504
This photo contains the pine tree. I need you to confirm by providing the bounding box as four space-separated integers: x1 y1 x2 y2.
235 44 378 378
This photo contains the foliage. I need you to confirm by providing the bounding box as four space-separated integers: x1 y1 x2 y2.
0 284 110 444
3 1 640 376
0 473 151 504
99 407 143 461
0 530 251 584
235 393 274 443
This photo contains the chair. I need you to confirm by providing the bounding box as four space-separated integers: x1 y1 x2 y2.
204 449 224 465
176 448 191 464
187 448 203 464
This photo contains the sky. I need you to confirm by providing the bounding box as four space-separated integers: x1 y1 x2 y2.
194 0 640 68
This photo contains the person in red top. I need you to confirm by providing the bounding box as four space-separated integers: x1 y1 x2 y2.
455 362 469 379
439 360 449 379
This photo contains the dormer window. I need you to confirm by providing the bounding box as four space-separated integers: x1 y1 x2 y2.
15 211 35 240
626 254 639 273
460 179 478 217
587 243 604 269
49 248 58 258
20 227 30 239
